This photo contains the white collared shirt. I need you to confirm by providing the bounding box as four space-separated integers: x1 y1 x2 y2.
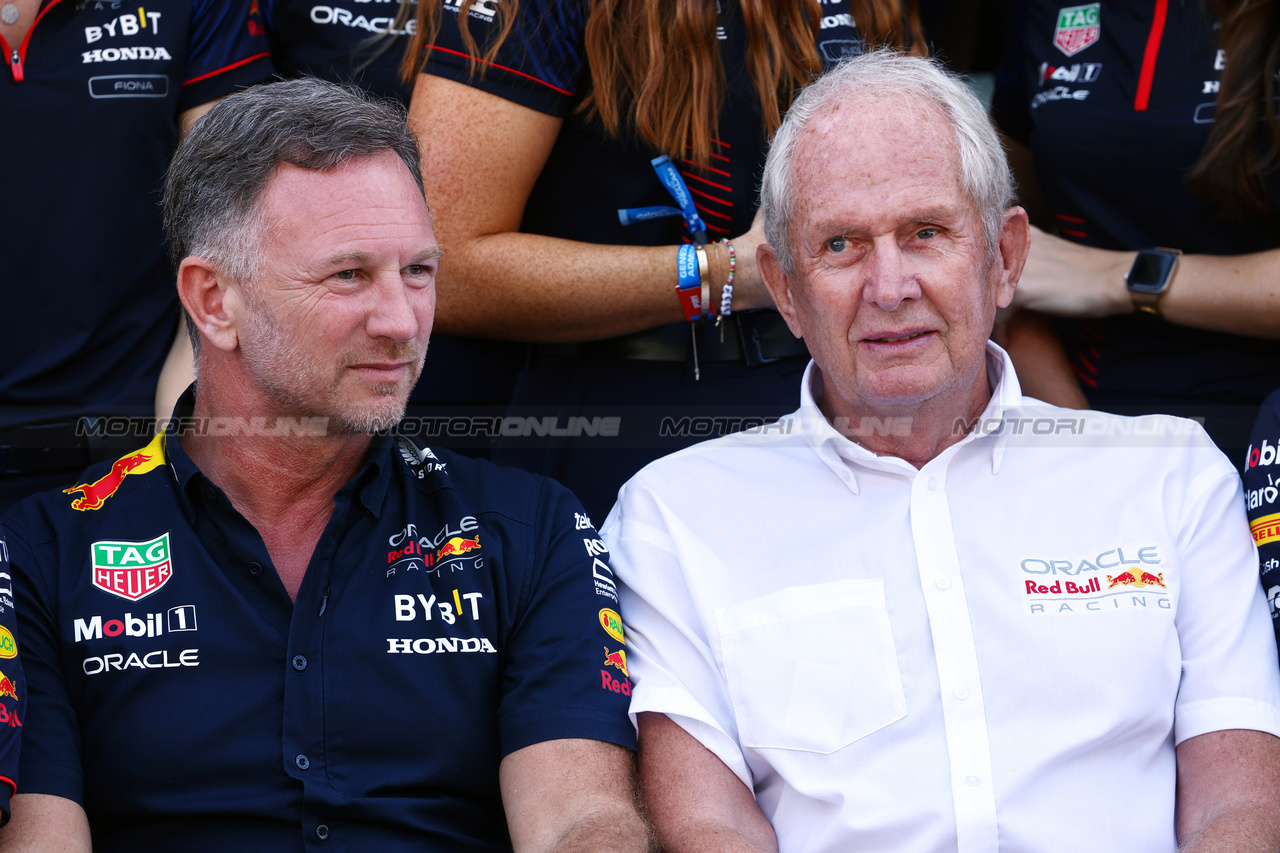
603 344 1280 853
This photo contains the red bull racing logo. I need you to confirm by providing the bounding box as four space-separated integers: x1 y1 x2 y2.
64 433 166 511
600 646 631 696
1107 570 1165 590
436 536 480 560
0 669 20 728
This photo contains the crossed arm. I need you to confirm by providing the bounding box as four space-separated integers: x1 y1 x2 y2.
636 711 1280 852
0 738 650 852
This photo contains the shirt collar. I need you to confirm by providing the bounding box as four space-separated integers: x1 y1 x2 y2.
797 341 1025 485
163 384 394 522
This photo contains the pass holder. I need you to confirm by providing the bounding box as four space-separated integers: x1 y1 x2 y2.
619 156 715 379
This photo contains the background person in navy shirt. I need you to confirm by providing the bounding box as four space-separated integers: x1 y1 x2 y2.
991 0 1280 464
0 78 647 851
160 0 530 459
0 0 273 512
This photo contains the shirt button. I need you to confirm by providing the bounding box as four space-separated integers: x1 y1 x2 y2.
965 775 981 787
838 469 851 482
927 476 937 490
248 562 263 577
315 825 330 841
934 577 950 590
954 686 969 700
295 754 309 771
203 485 218 502
292 655 308 672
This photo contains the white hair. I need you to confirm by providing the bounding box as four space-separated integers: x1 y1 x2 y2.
760 49 1015 276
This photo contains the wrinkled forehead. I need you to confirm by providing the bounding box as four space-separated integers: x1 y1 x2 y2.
791 94 959 189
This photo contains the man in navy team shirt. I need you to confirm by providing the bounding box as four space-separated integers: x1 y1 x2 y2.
0 78 648 852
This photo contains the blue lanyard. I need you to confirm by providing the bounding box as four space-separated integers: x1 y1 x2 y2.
617 156 708 246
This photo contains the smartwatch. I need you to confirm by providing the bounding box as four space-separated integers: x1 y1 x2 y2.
1125 248 1182 316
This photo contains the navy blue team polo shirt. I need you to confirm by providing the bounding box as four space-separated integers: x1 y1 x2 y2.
1245 391 1280 652
992 1 1280 414
0 527 26 825
3 391 636 851
1 1 271 431
261 0 415 105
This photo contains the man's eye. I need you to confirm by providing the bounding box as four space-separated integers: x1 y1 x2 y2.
916 228 938 240
405 264 427 275
827 237 849 253
335 269 357 281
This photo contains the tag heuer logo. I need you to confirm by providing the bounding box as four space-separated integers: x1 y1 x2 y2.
1054 3 1100 57
91 533 173 602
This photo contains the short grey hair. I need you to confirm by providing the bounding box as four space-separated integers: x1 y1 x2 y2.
163 77 425 345
760 49 1015 277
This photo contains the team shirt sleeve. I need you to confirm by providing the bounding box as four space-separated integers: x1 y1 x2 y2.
1172 437 1280 744
1245 390 1280 654
180 0 275 112
420 0 586 117
603 479 754 789
0 526 24 824
990 0 1033 145
3 517 79 805
495 480 637 756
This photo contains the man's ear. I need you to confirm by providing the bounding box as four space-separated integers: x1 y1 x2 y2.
994 206 1031 309
176 257 240 353
758 243 805 340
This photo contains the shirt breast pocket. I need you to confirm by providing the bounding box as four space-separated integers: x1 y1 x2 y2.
715 579 906 754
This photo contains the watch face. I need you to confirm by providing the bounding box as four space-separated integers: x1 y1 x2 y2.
1127 250 1178 294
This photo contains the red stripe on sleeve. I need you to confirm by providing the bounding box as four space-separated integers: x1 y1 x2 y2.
426 46 574 97
182 52 271 87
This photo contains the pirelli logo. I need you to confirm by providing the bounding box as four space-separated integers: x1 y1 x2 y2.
1252 513 1280 547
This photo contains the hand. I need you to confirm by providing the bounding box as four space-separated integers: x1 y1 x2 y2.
1012 225 1135 317
717 209 773 312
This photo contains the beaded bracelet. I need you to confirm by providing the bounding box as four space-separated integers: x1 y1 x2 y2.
719 239 736 317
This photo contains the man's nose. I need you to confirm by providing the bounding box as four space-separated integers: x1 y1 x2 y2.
366 273 421 342
861 238 921 312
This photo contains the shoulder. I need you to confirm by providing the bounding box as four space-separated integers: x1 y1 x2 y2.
393 436 585 531
3 436 176 561
1007 396 1235 483
612 414 815 515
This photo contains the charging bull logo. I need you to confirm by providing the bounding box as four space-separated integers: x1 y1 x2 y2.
1108 570 1165 590
64 433 166 511
436 536 480 560
603 646 628 678
0 672 17 702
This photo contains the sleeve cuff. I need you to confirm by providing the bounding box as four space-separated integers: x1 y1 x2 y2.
629 685 752 789
14 759 84 806
421 56 571 118
500 706 637 758
1174 697 1280 746
179 53 274 112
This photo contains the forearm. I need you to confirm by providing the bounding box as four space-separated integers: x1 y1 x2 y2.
638 713 778 853
1159 250 1280 338
996 310 1089 408
436 234 681 341
1176 730 1280 853
1177 805 1280 853
435 234 753 342
0 794 92 853
545 805 653 853
1015 227 1280 338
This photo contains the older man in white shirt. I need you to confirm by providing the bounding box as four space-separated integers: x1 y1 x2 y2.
602 50 1280 853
